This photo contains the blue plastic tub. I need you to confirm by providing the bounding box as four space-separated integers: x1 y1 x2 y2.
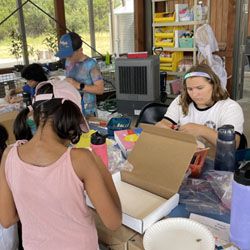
107 117 132 136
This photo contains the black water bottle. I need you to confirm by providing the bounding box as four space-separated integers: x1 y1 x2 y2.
214 125 236 172
22 92 32 107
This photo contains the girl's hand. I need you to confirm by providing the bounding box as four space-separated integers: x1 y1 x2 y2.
65 78 80 89
155 119 173 129
178 123 203 137
4 95 11 103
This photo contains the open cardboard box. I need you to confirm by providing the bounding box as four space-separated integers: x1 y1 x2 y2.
87 124 197 234
128 234 144 250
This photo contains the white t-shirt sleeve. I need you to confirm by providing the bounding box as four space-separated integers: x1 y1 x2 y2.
164 95 181 123
219 100 244 134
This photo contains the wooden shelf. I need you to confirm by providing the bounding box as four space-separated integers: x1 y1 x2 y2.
153 47 197 52
153 20 208 27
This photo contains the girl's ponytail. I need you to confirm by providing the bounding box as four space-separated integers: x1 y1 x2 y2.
14 107 33 141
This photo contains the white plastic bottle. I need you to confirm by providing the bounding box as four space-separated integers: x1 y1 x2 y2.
196 2 203 21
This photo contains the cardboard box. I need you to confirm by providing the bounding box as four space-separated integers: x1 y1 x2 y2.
91 209 136 250
128 234 144 250
0 110 19 144
88 124 197 234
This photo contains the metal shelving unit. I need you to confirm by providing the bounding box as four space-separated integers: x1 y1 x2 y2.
152 0 210 71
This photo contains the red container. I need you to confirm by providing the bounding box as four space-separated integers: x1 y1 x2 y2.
189 148 209 178
127 52 148 58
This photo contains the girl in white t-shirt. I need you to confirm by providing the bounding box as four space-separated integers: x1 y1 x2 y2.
156 64 244 149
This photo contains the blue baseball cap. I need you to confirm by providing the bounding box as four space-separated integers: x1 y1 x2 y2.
55 33 74 58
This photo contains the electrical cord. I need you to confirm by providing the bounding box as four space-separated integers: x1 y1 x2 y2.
103 78 116 89
97 93 117 113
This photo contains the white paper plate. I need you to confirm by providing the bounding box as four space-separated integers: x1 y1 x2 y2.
143 218 215 250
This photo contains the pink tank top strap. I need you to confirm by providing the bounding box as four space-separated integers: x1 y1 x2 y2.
14 140 28 147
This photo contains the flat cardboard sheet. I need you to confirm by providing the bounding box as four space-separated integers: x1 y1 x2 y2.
122 124 197 199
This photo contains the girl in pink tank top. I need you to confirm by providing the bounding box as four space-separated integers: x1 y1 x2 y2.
0 80 122 250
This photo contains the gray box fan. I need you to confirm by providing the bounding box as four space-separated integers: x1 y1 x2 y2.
115 55 160 115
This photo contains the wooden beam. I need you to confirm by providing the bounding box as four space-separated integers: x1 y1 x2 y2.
155 2 165 12
225 0 236 96
54 0 66 44
0 68 13 75
134 0 145 51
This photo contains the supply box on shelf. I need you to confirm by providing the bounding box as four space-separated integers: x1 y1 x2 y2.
155 26 186 48
154 11 175 23
155 37 175 48
87 124 198 234
158 51 184 72
179 37 194 48
155 27 175 39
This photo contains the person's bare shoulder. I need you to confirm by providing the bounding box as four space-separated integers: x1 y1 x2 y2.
70 148 96 180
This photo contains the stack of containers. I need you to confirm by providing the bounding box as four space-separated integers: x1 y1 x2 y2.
153 12 184 72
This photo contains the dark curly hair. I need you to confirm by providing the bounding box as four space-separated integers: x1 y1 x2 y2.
21 63 48 82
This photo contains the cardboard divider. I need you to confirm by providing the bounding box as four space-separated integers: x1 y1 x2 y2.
122 124 197 199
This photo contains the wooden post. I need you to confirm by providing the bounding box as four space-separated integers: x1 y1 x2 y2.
225 0 236 95
54 0 66 46
134 0 145 51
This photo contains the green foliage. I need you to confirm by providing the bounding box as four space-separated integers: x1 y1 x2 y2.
0 0 122 39
9 30 35 62
0 0 19 40
9 30 23 60
42 31 58 55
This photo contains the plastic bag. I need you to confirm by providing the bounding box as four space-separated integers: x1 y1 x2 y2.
204 170 234 209
195 24 228 89
107 145 133 174
179 178 230 215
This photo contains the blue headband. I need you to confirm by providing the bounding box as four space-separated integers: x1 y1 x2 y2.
184 72 211 80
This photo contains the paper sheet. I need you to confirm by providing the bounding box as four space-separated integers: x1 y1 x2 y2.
189 213 230 246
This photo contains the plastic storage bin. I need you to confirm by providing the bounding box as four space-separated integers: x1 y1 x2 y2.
107 117 132 136
155 27 175 39
179 38 194 48
159 52 184 72
154 12 175 23
155 37 175 48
